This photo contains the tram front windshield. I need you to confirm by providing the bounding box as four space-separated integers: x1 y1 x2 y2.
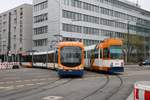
110 46 123 59
60 46 82 67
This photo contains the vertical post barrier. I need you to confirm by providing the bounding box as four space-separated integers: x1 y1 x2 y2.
134 81 150 100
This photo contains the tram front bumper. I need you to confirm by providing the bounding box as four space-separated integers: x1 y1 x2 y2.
58 69 84 76
110 67 124 72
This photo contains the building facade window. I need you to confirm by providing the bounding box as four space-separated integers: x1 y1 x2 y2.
83 14 99 24
71 0 82 8
33 38 47 47
63 10 82 21
34 13 48 23
0 16 2 22
83 39 99 46
20 8 23 19
62 0 150 29
83 27 99 35
63 0 70 6
3 14 7 20
34 26 48 35
63 23 82 33
34 0 48 12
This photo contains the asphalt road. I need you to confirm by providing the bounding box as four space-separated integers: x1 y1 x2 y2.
0 65 150 100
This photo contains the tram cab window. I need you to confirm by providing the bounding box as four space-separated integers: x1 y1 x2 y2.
103 48 109 59
94 49 98 58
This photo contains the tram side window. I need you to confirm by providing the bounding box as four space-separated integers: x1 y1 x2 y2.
84 51 91 59
48 53 54 63
100 49 102 58
55 51 58 63
88 51 91 58
33 55 46 63
84 51 86 58
103 48 109 59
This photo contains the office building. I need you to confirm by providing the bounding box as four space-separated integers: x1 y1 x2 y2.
0 4 33 54
33 0 150 52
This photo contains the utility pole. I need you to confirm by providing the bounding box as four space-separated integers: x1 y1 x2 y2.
7 12 11 62
127 20 130 63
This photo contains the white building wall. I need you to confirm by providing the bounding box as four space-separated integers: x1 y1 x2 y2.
23 4 33 52
33 0 150 52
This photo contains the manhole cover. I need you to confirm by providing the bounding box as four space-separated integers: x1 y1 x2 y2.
43 96 63 100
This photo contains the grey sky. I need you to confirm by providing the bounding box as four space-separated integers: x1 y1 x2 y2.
0 0 32 13
130 0 150 11
0 0 149 13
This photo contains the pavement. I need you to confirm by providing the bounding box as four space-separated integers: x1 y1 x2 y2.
126 91 133 100
1 65 150 100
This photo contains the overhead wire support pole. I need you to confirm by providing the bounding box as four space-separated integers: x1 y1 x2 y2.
7 12 11 62
127 20 130 63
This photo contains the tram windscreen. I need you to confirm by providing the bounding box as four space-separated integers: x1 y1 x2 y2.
60 46 82 67
110 46 123 59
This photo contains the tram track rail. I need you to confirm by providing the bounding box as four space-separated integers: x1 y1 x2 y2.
0 78 73 100
79 75 110 100
78 73 124 100
104 74 123 100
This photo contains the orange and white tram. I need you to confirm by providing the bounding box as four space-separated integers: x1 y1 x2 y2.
57 42 84 76
21 41 84 77
84 38 124 73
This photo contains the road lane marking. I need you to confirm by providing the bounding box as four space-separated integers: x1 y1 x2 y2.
16 80 22 83
36 82 45 85
6 81 13 84
26 84 34 86
24 80 31 82
0 82 4 84
43 96 63 100
0 86 15 90
32 79 38 81
16 85 25 88
0 87 5 89
40 78 46 81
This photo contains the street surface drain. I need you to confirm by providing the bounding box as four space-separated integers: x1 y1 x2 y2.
43 96 63 100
